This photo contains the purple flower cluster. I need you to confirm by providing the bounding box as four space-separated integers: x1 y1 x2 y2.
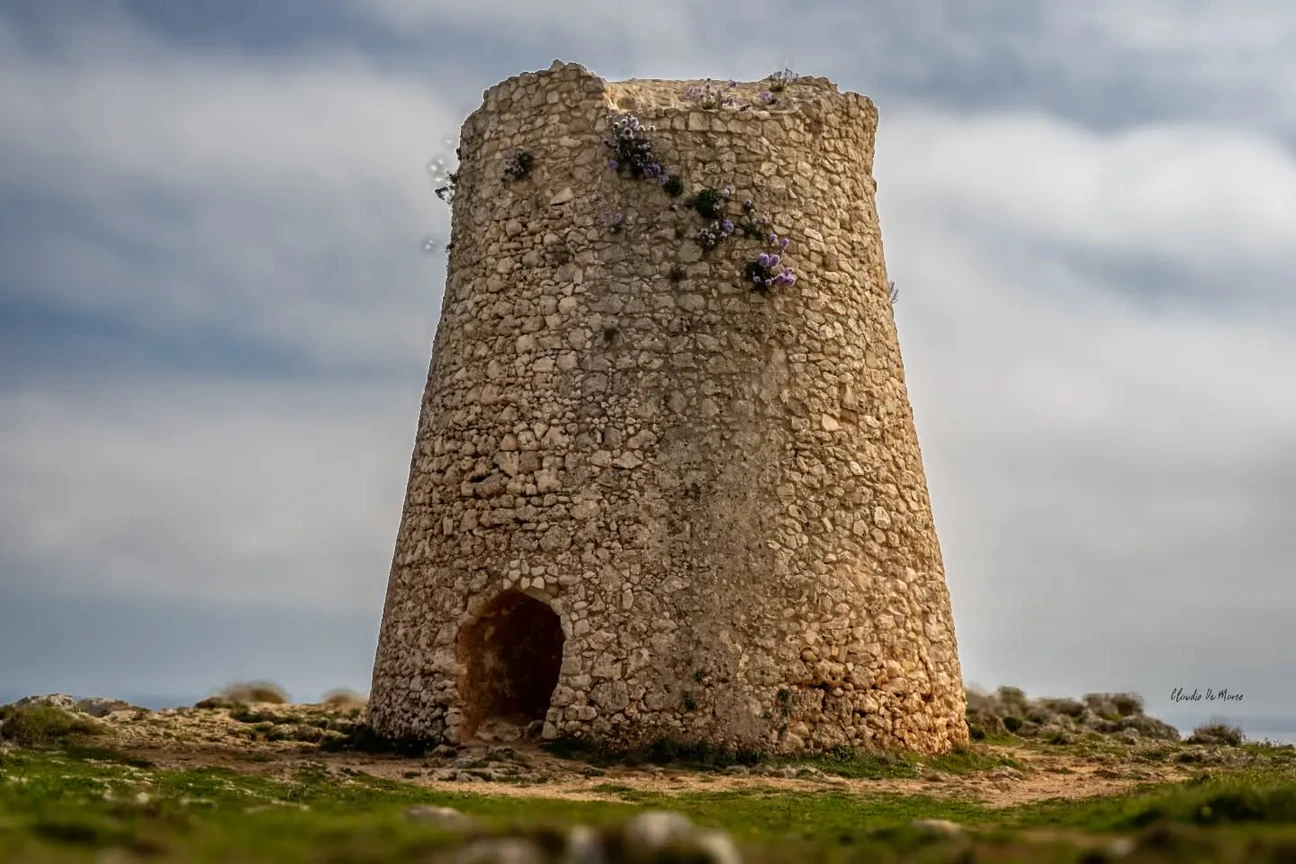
744 232 796 292
689 186 738 249
737 197 774 239
683 78 739 109
767 67 799 92
604 112 670 184
696 219 734 250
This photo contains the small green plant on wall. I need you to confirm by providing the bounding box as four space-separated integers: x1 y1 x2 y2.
682 79 739 109
767 66 799 92
428 140 460 204
502 149 535 181
776 688 792 718
424 71 811 290
687 187 728 221
599 69 804 296
603 113 670 185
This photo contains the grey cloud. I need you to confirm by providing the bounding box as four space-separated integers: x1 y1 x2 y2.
3 3 1295 725
345 0 1296 141
0 14 458 372
0 377 418 610
879 109 1296 272
0 587 378 708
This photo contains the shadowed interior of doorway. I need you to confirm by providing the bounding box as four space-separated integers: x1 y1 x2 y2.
457 590 564 742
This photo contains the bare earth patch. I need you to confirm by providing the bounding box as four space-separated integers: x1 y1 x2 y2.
88 701 1198 810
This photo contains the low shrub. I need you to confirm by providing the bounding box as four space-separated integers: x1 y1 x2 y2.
320 689 367 710
0 704 102 747
207 681 289 705
1188 722 1245 746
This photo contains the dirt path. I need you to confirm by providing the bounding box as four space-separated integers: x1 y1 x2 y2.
124 739 1196 810
76 700 1212 812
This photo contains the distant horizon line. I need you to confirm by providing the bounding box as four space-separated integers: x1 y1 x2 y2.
3 688 1294 733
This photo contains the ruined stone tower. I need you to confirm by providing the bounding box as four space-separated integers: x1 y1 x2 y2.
368 61 968 755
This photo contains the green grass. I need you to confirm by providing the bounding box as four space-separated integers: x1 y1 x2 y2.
795 743 1022 780
4 738 1296 862
1010 767 1296 832
543 735 1018 780
0 744 994 862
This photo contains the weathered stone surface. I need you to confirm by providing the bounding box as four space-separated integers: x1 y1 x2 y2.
405 805 478 831
12 694 79 712
910 818 965 837
75 697 135 718
368 61 968 755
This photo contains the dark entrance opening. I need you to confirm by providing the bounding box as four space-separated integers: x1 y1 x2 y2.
458 591 564 740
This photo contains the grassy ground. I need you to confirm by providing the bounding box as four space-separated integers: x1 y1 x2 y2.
3 701 1296 862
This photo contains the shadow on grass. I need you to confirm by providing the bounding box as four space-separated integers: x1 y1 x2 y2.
544 735 1020 780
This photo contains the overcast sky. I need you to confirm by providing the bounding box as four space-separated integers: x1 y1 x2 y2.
2 0 1294 737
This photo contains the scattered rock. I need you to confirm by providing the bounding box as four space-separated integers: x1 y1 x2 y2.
561 825 604 864
453 837 545 864
406 804 478 831
1109 837 1136 857
606 811 743 864
910 818 964 838
76 697 135 718
689 828 742 864
245 801 310 813
621 811 696 852
12 694 78 712
965 686 1179 744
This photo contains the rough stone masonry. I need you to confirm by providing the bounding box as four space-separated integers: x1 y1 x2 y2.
368 61 969 755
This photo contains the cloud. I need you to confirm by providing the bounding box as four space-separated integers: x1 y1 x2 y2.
875 108 1296 713
4 3 1296 718
0 587 380 708
0 376 416 611
0 12 459 372
350 0 701 40
882 111 1296 271
340 0 1296 140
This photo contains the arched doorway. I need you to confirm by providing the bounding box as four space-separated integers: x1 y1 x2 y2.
458 591 564 740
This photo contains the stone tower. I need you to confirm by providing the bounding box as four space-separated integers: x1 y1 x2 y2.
368 61 967 755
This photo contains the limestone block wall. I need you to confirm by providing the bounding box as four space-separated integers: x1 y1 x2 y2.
368 61 968 755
